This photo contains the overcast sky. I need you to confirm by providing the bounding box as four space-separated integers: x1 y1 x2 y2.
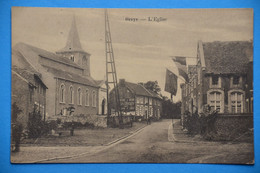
12 7 253 101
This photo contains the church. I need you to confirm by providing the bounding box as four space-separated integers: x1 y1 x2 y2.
12 17 107 127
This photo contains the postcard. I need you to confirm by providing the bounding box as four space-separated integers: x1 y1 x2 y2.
11 7 253 164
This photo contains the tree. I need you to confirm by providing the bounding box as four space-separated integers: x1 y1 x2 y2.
138 81 161 94
11 102 22 123
161 96 181 119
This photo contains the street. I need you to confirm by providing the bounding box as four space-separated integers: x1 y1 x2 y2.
38 119 254 163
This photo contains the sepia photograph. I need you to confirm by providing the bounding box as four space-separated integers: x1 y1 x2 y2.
11 7 253 164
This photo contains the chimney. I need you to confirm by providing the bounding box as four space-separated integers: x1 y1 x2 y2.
119 79 126 87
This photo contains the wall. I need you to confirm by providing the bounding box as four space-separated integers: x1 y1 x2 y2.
55 52 90 76
98 85 107 115
56 78 98 116
12 72 47 129
39 56 83 75
12 73 31 128
214 114 253 140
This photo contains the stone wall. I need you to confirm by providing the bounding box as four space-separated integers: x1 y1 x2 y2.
214 113 253 140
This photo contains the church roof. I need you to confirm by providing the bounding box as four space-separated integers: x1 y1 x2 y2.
56 16 89 54
42 65 98 88
202 41 253 74
13 42 83 70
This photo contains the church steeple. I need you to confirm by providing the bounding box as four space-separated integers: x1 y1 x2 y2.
56 16 91 76
57 16 85 53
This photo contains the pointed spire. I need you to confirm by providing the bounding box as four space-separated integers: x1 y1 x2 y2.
57 16 85 53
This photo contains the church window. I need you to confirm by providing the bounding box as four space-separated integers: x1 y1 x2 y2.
69 86 74 104
60 84 65 103
70 55 75 62
92 91 96 107
77 88 82 105
85 89 89 106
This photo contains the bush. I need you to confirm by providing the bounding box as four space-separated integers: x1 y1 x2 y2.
184 110 218 138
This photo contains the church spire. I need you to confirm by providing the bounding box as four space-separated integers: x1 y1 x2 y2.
57 16 85 53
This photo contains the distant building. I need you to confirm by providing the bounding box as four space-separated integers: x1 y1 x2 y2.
12 17 106 119
12 66 47 128
181 41 253 116
109 79 162 120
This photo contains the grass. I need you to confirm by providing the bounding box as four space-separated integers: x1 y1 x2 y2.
21 122 146 146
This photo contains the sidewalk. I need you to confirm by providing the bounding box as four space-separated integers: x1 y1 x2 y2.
11 123 147 163
170 119 204 143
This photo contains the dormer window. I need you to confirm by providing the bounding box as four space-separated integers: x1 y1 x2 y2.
233 76 240 85
70 55 75 62
212 75 219 85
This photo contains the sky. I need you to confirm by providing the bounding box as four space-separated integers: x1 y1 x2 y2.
12 7 253 101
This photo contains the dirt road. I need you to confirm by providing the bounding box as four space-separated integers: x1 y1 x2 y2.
51 119 253 163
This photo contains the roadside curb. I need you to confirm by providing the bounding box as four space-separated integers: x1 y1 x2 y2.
104 124 147 146
31 124 148 163
170 120 213 144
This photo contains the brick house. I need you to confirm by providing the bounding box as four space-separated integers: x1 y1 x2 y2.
12 66 47 128
109 79 162 120
181 41 253 116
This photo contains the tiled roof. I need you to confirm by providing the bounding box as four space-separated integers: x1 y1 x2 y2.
123 81 161 99
125 82 152 97
12 66 36 86
12 66 47 88
42 65 98 88
202 41 253 74
147 90 162 100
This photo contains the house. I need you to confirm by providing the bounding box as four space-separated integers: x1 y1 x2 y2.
109 79 162 120
12 17 106 119
181 40 253 115
12 66 47 128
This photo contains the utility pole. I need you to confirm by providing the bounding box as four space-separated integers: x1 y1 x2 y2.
105 9 123 127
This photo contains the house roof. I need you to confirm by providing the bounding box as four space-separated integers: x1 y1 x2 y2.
124 81 152 97
202 41 253 74
42 65 98 88
12 66 47 88
147 90 162 100
122 81 161 99
56 16 89 54
13 42 83 70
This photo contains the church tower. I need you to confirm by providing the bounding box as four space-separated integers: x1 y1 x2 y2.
56 16 91 76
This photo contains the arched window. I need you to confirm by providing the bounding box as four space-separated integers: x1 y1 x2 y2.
231 92 243 113
60 84 65 103
92 91 96 107
70 55 75 62
77 88 82 105
208 91 222 112
85 89 89 106
69 86 74 104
